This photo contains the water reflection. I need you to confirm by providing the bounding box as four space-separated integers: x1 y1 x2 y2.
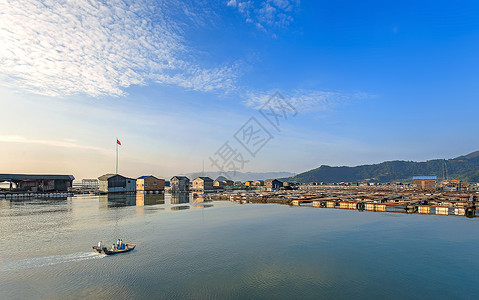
97 192 213 210
171 192 190 204
99 194 136 208
0 197 71 217
171 205 190 211
136 193 165 206
193 204 214 209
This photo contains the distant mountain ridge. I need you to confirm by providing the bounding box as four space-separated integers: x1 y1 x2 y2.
183 171 296 182
286 151 479 183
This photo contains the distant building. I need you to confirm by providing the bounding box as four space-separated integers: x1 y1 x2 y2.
440 179 467 191
0 174 74 192
253 180 264 186
213 176 234 188
265 179 283 191
224 179 234 186
468 183 479 192
413 176 437 190
245 181 254 187
213 180 225 188
136 175 165 192
192 177 214 191
170 176 190 192
98 174 136 193
82 179 99 188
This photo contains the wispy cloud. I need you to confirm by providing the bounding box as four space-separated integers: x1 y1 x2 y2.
0 0 237 97
227 0 300 31
0 135 111 155
243 89 371 112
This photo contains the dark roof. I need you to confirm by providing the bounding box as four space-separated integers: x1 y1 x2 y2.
98 174 135 181
137 175 160 180
171 176 190 181
0 174 74 181
195 176 213 181
98 173 116 181
215 176 229 182
264 179 282 183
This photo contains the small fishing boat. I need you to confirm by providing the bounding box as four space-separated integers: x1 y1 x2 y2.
92 243 136 255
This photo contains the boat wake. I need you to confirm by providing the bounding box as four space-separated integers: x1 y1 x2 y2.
1 252 106 272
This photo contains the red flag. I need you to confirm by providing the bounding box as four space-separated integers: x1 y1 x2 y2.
117 139 121 146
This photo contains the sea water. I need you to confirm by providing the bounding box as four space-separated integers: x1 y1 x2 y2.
1 194 478 299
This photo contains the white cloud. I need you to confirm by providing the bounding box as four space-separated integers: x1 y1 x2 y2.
0 135 112 155
0 0 237 97
243 89 370 112
227 0 299 30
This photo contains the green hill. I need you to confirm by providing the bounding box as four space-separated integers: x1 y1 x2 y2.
287 151 479 183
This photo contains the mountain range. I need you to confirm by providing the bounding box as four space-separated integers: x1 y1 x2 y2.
286 151 479 183
183 171 296 182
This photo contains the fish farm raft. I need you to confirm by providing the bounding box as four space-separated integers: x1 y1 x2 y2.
205 186 478 218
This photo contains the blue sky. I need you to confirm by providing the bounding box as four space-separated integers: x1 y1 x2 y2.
1 0 479 180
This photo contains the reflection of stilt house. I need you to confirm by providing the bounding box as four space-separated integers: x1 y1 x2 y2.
171 192 190 204
170 176 190 192
98 174 136 194
136 192 165 206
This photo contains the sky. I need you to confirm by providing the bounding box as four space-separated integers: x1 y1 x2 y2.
1 0 479 181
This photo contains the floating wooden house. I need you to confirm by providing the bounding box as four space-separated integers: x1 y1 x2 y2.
213 176 234 188
192 176 214 191
265 179 283 191
413 176 437 190
98 174 136 194
0 174 74 192
253 180 264 186
170 176 190 192
136 175 165 192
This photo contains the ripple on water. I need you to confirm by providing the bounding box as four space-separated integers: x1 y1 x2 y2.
0 252 105 272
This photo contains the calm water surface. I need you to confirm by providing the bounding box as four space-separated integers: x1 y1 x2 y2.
1 194 478 299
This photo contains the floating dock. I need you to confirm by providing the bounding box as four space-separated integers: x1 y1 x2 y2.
206 187 477 218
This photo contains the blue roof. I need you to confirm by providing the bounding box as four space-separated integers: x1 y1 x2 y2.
413 176 437 180
138 175 154 179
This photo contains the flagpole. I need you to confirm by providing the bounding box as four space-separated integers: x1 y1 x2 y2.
116 138 118 175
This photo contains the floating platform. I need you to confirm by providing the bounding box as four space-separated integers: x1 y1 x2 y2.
206 188 477 218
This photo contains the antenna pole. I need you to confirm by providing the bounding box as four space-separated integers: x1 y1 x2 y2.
442 159 445 181
445 159 448 180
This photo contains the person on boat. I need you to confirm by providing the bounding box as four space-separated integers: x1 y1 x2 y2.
112 244 116 250
98 241 102 249
119 239 124 249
